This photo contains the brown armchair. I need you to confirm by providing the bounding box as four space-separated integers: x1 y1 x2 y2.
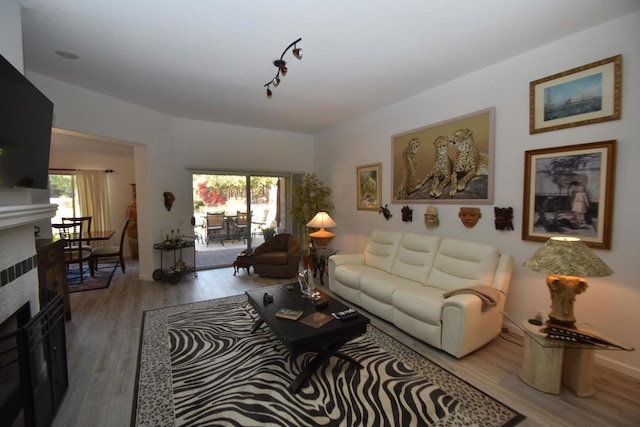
253 233 300 278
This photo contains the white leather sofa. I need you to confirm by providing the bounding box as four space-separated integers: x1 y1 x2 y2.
328 230 514 358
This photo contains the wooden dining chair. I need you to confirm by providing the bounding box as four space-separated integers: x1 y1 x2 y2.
52 221 94 284
92 218 130 273
62 216 93 250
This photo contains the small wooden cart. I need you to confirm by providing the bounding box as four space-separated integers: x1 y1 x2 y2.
153 237 197 284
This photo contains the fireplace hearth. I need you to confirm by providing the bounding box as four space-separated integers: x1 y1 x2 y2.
0 290 68 427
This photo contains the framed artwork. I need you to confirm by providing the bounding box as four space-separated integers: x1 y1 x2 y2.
356 163 381 210
391 107 494 204
522 140 616 249
530 54 622 134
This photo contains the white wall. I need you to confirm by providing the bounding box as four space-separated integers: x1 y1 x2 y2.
26 74 315 280
314 12 640 377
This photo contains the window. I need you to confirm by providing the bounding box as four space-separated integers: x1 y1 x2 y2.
49 173 80 225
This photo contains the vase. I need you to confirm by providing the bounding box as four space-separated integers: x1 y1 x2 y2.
297 269 317 299
126 183 139 259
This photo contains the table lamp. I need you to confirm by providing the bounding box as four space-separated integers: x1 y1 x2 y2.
306 212 337 247
523 237 613 326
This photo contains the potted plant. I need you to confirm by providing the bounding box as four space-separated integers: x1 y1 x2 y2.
291 173 334 247
262 226 276 241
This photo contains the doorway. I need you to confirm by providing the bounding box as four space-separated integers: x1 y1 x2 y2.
192 172 289 270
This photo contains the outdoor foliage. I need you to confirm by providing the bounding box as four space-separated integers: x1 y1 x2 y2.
49 174 74 198
193 174 279 209
196 182 226 206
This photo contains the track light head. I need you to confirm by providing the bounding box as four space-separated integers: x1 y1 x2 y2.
263 38 302 98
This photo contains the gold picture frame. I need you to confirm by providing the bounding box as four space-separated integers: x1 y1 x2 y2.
522 140 616 249
392 107 494 204
356 163 381 210
530 54 622 134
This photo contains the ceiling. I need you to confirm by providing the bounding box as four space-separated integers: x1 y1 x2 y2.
19 0 640 140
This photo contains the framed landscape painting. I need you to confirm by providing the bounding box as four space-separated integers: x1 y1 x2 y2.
391 107 494 204
356 163 381 210
530 55 622 134
522 140 616 249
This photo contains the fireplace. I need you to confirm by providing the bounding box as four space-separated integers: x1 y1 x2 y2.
0 290 68 427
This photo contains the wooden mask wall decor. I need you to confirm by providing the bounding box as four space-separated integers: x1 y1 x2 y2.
424 206 439 229
163 191 175 211
494 207 514 230
459 207 481 228
401 205 413 222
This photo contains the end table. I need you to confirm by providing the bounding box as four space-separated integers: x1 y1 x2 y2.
503 312 633 397
233 253 253 276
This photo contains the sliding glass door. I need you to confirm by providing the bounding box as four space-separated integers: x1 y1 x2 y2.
191 172 290 270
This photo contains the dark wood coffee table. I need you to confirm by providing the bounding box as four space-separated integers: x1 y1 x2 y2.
246 284 370 393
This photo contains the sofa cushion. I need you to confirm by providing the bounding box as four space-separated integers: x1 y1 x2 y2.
363 230 402 273
391 233 440 285
333 264 380 291
360 272 422 305
255 251 288 265
427 238 500 292
393 287 446 325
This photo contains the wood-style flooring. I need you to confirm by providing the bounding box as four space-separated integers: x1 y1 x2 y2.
51 260 640 427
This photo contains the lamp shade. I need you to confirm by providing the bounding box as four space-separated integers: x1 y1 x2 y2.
306 212 337 229
523 237 613 277
307 212 336 246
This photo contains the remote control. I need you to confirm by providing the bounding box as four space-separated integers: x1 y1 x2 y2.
331 308 357 320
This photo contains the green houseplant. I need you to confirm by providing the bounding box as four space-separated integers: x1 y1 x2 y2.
262 226 276 241
291 173 334 248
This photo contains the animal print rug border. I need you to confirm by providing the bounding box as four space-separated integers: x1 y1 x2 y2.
132 294 524 426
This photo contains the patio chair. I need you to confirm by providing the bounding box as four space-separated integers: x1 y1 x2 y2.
206 212 225 246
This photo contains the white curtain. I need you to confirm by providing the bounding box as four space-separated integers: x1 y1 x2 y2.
77 170 113 244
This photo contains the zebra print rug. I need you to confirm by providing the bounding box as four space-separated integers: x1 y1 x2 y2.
133 295 524 426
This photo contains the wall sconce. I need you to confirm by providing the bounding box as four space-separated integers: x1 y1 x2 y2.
264 38 302 98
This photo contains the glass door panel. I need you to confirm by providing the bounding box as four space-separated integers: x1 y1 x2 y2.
192 173 287 270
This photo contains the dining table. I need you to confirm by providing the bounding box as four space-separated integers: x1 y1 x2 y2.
81 230 116 241
67 229 116 242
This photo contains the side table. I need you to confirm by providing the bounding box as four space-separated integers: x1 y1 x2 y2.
304 249 338 285
503 312 633 397
233 254 253 276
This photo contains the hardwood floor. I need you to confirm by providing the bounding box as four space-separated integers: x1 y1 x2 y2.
51 260 640 427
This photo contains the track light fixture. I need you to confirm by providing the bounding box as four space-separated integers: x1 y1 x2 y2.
264 38 302 98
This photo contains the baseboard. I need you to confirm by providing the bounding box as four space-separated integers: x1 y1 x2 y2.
595 354 640 380
501 320 639 380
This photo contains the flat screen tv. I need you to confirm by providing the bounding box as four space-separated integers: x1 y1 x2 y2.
0 53 54 190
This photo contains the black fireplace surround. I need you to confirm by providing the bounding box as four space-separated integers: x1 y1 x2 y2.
0 289 68 427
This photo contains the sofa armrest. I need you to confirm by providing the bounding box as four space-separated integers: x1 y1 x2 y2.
329 253 365 266
441 294 503 358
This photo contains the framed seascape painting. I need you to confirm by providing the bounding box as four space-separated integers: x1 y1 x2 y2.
522 140 616 249
530 55 622 134
356 163 381 210
391 107 494 204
